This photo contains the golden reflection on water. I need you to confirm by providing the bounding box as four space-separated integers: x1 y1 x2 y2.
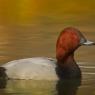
0 25 95 64
0 1 95 95
0 0 95 26
0 0 95 64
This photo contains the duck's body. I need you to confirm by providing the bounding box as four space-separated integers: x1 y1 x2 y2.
2 57 58 80
0 27 95 80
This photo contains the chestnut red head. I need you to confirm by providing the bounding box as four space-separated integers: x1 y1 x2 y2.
56 27 95 62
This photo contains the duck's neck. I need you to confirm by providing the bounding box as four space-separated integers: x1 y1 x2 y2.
56 53 81 79
57 53 76 67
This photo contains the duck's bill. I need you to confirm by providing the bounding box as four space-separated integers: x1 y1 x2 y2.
83 40 95 46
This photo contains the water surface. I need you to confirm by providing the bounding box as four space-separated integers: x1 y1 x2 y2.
0 0 95 95
0 26 95 95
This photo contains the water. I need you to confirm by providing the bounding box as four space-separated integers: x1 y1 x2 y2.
0 26 95 95
0 69 95 95
0 0 95 94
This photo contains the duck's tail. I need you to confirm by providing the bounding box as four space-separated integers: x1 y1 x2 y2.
0 67 8 88
0 67 7 80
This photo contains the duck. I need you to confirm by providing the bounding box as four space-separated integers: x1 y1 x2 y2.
0 27 95 80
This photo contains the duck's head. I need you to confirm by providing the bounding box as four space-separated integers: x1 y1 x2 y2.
56 27 95 64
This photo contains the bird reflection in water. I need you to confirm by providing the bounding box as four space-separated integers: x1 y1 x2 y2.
0 67 8 89
56 78 81 95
